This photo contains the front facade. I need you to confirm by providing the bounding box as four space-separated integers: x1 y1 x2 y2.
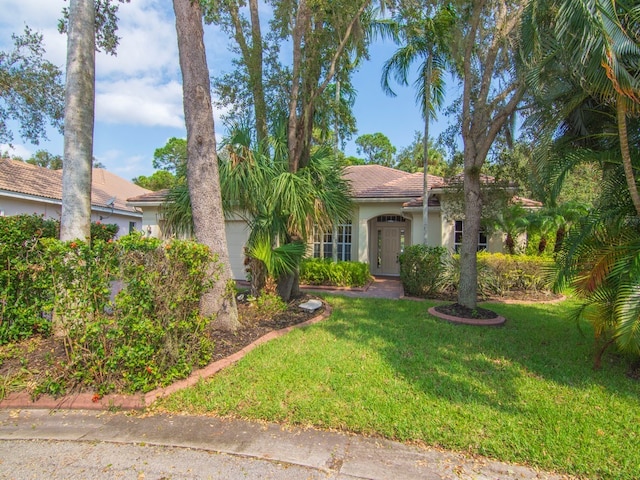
127 164 539 280
0 158 151 236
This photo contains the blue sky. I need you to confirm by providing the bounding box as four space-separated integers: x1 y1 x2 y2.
1 0 456 181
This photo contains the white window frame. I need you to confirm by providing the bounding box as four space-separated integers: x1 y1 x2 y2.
454 220 487 253
313 221 352 261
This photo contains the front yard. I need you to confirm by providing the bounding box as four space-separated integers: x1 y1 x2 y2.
155 296 640 480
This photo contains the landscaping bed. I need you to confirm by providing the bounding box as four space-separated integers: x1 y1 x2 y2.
0 294 321 401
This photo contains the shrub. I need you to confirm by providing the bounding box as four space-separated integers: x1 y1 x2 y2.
56 238 218 394
478 253 553 294
2 229 219 394
0 215 58 343
399 245 447 297
90 222 119 242
300 258 371 287
439 252 554 298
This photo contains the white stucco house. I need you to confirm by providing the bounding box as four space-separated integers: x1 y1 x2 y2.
0 158 151 236
127 164 540 280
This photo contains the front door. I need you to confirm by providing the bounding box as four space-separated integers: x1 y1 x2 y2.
374 225 407 275
381 227 401 275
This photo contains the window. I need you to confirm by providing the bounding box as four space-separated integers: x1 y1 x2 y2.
129 221 136 234
454 220 487 253
313 221 352 261
376 215 406 223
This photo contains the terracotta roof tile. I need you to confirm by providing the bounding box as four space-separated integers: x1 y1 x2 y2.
0 158 150 213
344 165 446 198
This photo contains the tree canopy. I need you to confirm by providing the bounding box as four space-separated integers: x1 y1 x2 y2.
0 27 64 145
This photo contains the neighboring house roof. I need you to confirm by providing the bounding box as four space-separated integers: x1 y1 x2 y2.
0 158 151 214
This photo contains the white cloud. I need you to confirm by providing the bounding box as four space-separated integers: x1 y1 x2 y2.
98 149 149 178
0 143 33 160
96 78 184 128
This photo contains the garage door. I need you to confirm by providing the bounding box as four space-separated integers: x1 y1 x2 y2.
225 221 249 280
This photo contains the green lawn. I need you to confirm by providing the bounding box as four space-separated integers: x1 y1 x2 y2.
156 296 640 479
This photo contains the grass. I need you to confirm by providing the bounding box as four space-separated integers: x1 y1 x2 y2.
155 296 640 479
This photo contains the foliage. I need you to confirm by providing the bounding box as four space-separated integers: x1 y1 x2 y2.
439 253 553 299
1 221 218 393
355 132 396 167
398 245 446 297
58 0 131 55
25 150 63 170
0 215 125 345
152 136 187 177
0 215 58 343
203 0 378 170
90 222 119 242
251 291 287 320
394 131 450 175
300 258 371 288
132 170 179 190
158 296 640 480
0 27 64 145
554 169 640 364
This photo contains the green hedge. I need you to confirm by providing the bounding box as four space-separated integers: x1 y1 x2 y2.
300 258 371 287
402 248 555 299
399 245 447 297
0 216 220 395
0 215 120 343
439 252 554 298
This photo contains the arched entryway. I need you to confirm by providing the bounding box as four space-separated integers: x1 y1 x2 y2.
368 214 411 276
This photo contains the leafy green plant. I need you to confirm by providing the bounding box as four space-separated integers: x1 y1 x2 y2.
0 215 58 343
439 252 553 298
300 258 371 287
90 221 119 242
398 245 447 297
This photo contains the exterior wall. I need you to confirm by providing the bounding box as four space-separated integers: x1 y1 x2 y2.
0 195 142 238
355 201 408 264
404 208 442 248
132 204 249 281
441 217 504 253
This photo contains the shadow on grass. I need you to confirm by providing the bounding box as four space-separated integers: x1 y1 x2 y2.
316 296 637 412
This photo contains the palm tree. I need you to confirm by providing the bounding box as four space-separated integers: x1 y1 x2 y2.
377 4 455 245
163 122 353 301
552 0 640 214
173 0 239 331
60 0 96 242
555 168 640 366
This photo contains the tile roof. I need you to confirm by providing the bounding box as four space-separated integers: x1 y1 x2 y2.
343 164 446 198
0 158 151 213
513 196 543 208
123 164 540 209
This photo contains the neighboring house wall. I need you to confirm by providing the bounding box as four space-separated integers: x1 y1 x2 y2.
0 159 149 238
0 192 142 237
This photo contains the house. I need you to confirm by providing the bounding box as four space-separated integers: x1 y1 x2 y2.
0 158 151 236
127 164 541 280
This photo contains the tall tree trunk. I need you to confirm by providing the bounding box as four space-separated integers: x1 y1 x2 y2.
458 160 482 309
173 0 239 331
60 0 95 243
617 99 640 217
248 0 267 144
422 55 432 245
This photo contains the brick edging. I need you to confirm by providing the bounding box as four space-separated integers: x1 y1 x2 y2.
0 304 332 411
427 306 506 326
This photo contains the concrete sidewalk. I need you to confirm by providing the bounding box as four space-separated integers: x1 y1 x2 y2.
0 409 569 480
